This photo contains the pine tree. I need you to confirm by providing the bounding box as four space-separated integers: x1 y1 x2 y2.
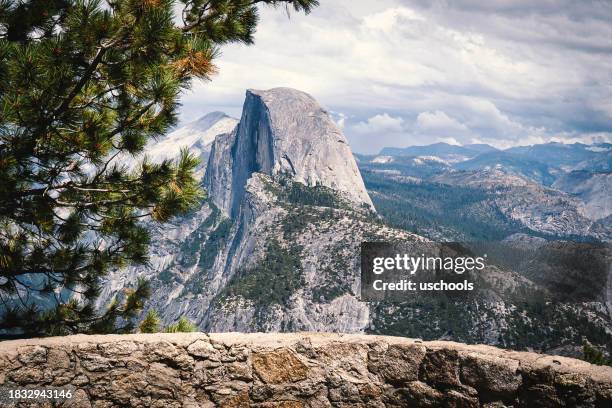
164 316 197 333
0 0 318 337
139 309 161 333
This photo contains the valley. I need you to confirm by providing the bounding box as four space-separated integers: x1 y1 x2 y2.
95 88 611 361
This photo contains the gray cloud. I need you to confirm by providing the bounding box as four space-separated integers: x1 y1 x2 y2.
179 0 612 153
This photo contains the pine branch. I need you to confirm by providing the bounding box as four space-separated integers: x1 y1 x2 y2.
0 0 318 337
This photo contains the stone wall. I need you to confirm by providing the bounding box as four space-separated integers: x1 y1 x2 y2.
0 332 610 407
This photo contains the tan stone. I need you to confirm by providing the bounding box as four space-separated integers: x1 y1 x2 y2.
0 354 21 384
145 341 179 360
369 343 426 384
144 340 194 371
0 333 610 407
420 349 461 387
91 400 114 408
252 349 309 384
187 339 221 361
78 354 112 372
62 389 92 408
50 371 75 386
358 382 382 400
109 371 149 404
444 389 479 408
219 390 250 408
273 401 305 408
17 345 47 364
150 399 181 408
73 374 90 385
47 349 72 370
227 361 253 381
318 342 370 383
98 341 138 357
403 381 444 407
146 362 181 399
9 366 44 383
460 353 521 397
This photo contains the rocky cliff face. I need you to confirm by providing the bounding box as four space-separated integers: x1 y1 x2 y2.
1 333 611 408
204 88 373 217
98 88 611 359
197 88 403 332
553 171 611 221
99 87 412 334
431 169 606 240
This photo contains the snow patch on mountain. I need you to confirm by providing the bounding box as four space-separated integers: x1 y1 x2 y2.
371 155 394 164
146 111 238 178
412 155 449 166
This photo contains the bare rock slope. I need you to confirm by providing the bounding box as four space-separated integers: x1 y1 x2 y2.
204 88 373 217
553 171 611 221
432 168 607 240
99 88 610 356
1 332 611 407
99 88 415 334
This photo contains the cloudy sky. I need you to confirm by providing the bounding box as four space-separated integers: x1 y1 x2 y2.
178 0 612 154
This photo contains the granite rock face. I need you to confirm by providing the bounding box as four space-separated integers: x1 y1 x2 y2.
194 172 419 333
204 88 373 217
431 168 608 240
552 171 612 221
0 333 611 408
96 88 611 355
98 88 407 334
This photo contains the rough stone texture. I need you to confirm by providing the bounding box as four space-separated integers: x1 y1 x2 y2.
0 333 611 407
252 349 308 384
552 171 611 221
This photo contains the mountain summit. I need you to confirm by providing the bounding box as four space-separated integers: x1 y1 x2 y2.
205 88 373 217
100 87 413 332
147 111 238 178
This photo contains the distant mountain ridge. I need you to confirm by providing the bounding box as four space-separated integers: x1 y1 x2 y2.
454 150 559 186
93 88 611 359
369 141 610 189
553 171 611 220
505 142 611 169
360 140 611 240
380 142 498 163
376 141 610 175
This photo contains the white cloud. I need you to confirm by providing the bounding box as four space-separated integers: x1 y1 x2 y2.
416 111 469 132
330 111 347 129
550 132 612 145
363 7 425 33
178 0 612 153
460 98 521 131
353 113 405 134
